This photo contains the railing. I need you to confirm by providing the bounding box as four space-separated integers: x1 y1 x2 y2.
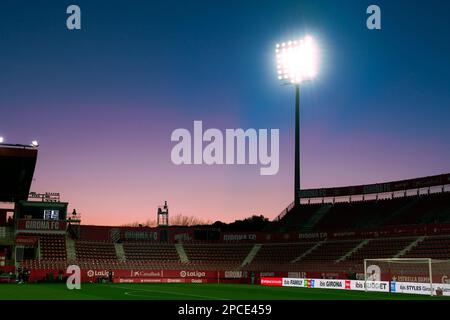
300 185 450 205
274 201 295 222
273 186 450 222
67 214 82 222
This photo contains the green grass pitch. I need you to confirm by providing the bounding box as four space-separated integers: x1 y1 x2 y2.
0 283 449 300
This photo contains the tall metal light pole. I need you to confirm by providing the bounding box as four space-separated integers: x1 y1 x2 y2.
276 36 318 208
294 84 300 207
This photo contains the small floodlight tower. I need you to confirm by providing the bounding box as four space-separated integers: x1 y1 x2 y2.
275 36 318 208
157 201 169 227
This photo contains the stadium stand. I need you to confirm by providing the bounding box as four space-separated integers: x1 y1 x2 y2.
12 188 450 281
276 192 450 232
75 241 117 260
123 243 180 262
1 146 448 284
403 235 450 260
183 243 254 270
298 240 361 262
345 237 417 262
39 235 66 261
251 243 316 264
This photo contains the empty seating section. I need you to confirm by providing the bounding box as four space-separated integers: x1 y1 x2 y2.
14 190 450 278
277 192 450 232
18 235 450 274
244 243 316 271
385 193 450 226
404 236 450 260
299 240 361 262
75 241 117 260
183 244 253 269
21 259 67 270
346 238 414 262
252 243 316 264
39 235 66 260
123 243 180 261
312 199 407 231
275 204 323 231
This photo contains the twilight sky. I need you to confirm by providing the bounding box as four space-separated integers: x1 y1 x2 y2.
1 0 449 225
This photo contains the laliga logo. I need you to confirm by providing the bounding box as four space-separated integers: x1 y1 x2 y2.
180 270 206 278
87 270 109 277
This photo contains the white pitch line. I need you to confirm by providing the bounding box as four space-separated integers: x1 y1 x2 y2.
108 285 230 300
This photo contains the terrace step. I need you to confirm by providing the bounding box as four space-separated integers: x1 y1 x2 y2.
114 243 126 262
291 240 325 263
66 237 77 261
380 197 420 226
300 204 332 232
395 236 426 258
241 244 261 267
337 239 369 262
175 243 189 263
14 246 25 265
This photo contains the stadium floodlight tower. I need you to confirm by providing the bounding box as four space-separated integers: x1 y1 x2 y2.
276 36 318 208
157 201 169 227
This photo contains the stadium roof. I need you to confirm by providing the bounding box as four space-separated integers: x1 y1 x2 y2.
300 173 450 199
0 144 38 202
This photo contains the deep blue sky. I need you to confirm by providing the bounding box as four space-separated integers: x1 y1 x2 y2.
1 0 449 224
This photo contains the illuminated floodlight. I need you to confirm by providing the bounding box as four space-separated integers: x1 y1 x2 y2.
0 137 3 144
276 36 318 84
31 140 39 147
